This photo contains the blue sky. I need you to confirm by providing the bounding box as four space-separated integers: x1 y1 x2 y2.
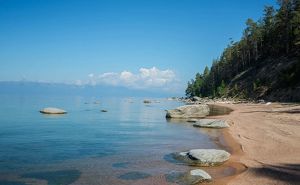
0 0 276 94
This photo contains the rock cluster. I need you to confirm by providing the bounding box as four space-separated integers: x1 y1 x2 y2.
165 102 233 184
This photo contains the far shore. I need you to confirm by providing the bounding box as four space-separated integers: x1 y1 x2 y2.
205 102 300 185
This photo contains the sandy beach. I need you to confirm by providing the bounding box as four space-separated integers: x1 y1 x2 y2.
212 102 300 185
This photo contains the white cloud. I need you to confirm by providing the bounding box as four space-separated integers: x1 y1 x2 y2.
139 67 175 87
88 73 94 78
75 80 83 86
98 72 119 86
84 67 180 91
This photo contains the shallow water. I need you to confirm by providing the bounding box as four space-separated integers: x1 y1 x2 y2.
0 95 220 185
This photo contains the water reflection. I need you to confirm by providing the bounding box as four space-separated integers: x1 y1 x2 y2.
0 96 222 185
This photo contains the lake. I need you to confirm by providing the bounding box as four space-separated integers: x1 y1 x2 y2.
0 95 222 185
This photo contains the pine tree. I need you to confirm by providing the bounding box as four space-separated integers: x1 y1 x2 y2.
292 0 300 53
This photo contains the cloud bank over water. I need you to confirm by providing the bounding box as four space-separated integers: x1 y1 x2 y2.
77 67 182 93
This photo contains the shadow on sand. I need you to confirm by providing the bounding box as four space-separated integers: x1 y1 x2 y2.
251 163 300 184
241 108 300 114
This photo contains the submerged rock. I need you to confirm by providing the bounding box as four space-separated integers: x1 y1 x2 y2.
193 119 229 128
174 149 230 166
40 107 67 114
165 169 212 185
186 169 212 184
166 105 210 119
118 171 151 180
21 170 81 185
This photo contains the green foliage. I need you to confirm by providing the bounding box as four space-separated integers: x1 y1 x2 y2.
253 82 258 91
253 79 261 91
185 73 204 97
186 0 300 98
203 66 210 77
280 59 300 86
234 84 238 92
217 80 227 96
292 0 300 53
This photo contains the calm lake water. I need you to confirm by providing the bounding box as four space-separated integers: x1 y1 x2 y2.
0 95 222 185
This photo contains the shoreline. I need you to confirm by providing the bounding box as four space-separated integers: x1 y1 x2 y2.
206 102 300 185
199 110 246 185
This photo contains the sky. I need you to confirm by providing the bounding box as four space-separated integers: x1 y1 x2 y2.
0 0 276 95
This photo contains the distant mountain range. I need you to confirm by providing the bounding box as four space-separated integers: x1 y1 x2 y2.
0 81 178 98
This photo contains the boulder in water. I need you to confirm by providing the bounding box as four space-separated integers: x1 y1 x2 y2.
185 169 212 184
174 149 230 166
40 107 67 114
193 119 229 128
166 169 212 185
166 105 210 119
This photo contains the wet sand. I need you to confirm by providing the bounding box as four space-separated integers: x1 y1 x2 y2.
210 103 300 185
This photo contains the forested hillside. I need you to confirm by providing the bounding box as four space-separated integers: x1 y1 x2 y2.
186 0 300 101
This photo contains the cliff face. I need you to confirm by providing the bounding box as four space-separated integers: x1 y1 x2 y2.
228 57 300 102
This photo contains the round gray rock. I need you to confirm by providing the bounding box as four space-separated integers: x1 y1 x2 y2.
193 119 229 128
40 107 67 114
174 149 230 166
186 169 212 184
166 105 210 119
165 169 212 185
188 149 230 166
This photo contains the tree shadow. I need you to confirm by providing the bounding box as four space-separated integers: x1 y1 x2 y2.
241 109 300 114
281 109 300 114
251 163 300 184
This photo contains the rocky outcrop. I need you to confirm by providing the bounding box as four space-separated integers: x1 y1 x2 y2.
40 107 67 114
174 149 230 166
191 96 202 102
193 119 229 128
166 105 210 119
